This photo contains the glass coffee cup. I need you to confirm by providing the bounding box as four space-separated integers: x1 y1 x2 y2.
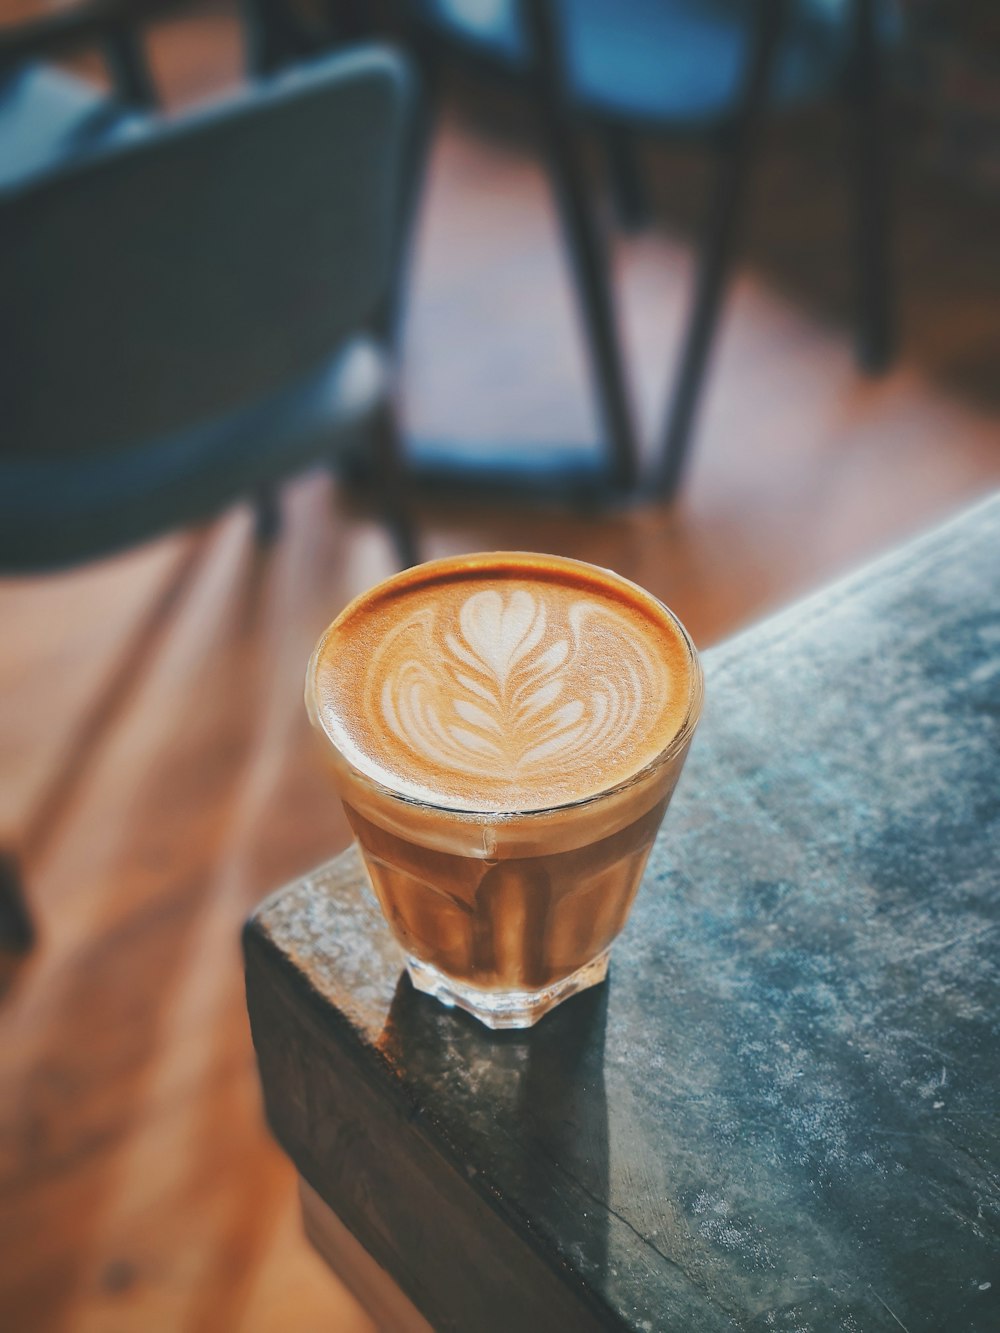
306 552 703 1029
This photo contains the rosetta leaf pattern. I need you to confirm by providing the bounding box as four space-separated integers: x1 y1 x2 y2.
376 588 661 780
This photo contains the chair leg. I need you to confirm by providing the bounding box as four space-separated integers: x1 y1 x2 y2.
254 486 283 547
522 0 640 494
240 0 306 76
102 23 158 109
603 124 650 233
3 536 206 969
848 0 893 374
0 849 34 954
654 0 786 501
372 399 419 569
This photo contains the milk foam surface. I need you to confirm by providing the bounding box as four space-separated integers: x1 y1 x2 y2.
309 553 696 812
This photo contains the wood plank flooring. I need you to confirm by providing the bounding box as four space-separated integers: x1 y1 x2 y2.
2 7 998 1329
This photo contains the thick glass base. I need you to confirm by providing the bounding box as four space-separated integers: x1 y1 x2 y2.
404 949 611 1030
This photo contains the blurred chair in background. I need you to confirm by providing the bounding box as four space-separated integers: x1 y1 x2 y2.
1 40 418 568
0 0 162 193
0 44 420 949
244 0 896 502
401 0 897 498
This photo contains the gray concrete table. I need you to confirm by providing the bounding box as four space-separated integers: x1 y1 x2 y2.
245 496 1000 1332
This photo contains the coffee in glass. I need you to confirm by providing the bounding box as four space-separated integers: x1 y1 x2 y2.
307 552 702 1028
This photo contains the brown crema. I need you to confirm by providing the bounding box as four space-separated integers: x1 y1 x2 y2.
308 552 697 814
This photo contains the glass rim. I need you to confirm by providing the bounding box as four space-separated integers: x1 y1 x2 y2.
306 553 705 820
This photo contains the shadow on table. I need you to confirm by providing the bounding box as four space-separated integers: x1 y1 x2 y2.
379 973 611 1289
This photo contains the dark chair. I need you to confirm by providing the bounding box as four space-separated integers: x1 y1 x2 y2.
0 44 419 950
409 0 897 497
248 0 895 501
0 44 417 569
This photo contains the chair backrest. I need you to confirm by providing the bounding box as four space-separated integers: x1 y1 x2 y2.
1 46 414 458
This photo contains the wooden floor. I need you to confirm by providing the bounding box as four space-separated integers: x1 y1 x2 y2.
2 6 999 1330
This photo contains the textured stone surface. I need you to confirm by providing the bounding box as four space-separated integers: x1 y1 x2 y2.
246 495 1000 1332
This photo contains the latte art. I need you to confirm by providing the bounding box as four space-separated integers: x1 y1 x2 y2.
309 552 697 811
376 589 665 781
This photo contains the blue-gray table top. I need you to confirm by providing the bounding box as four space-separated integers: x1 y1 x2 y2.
248 494 1000 1332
